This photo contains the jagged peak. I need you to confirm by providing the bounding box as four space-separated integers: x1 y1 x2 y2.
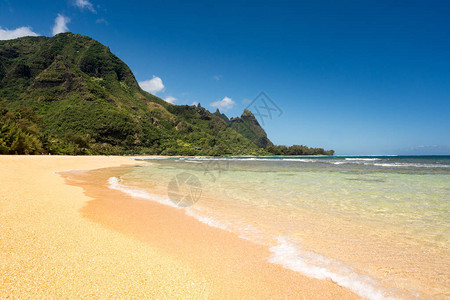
213 108 230 122
0 32 274 155
242 108 256 117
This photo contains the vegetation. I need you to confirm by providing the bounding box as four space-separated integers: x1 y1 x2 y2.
0 33 334 156
266 144 334 156
0 103 43 154
229 109 272 148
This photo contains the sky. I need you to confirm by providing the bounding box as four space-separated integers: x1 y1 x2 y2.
1 0 449 155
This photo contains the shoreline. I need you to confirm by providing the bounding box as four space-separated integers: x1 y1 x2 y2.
0 155 358 298
63 159 360 298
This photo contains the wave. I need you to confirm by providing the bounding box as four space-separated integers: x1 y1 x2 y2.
185 209 230 230
152 156 320 162
190 157 449 168
281 158 319 162
132 156 168 160
372 163 449 168
108 176 234 230
337 160 448 168
108 176 406 299
190 157 323 163
345 158 381 161
268 237 399 300
136 156 450 169
107 177 179 208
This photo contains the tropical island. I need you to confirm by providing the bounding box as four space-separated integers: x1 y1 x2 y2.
2 1 449 298
0 33 334 156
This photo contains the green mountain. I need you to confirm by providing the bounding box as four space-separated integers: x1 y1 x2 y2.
229 109 273 148
0 33 334 156
0 33 266 155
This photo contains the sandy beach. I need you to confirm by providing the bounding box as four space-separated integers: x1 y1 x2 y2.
0 155 358 298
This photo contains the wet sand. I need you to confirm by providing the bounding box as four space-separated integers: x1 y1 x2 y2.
0 155 358 298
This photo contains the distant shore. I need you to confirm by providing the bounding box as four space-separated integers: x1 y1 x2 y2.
0 155 357 298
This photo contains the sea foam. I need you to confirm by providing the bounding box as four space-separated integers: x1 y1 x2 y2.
268 237 399 300
108 177 403 299
108 177 232 229
185 209 230 230
372 162 449 168
107 177 179 208
345 158 381 161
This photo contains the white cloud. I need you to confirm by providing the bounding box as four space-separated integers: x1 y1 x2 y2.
165 96 177 104
191 101 199 106
52 14 70 36
96 18 108 25
0 26 39 40
242 98 252 105
210 96 235 111
139 76 165 94
75 0 96 13
213 75 222 81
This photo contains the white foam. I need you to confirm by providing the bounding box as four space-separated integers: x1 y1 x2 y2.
185 209 230 230
372 163 449 168
108 177 234 231
236 224 264 242
281 158 318 162
107 177 179 208
332 160 449 168
345 158 381 161
268 237 399 300
141 156 320 163
109 177 403 300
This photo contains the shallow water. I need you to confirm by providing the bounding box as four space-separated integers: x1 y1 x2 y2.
108 156 450 299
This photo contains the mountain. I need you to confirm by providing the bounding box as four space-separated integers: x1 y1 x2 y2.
0 33 334 156
230 109 272 148
213 108 229 122
0 33 269 155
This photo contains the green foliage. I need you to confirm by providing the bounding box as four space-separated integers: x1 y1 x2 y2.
0 33 334 156
230 109 272 148
266 144 335 156
0 103 43 154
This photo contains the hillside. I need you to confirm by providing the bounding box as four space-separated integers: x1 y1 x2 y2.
229 109 273 148
0 33 269 155
0 33 334 156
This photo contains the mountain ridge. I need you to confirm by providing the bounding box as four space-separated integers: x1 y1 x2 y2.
0 33 334 156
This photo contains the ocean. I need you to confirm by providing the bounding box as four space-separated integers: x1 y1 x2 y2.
106 155 450 299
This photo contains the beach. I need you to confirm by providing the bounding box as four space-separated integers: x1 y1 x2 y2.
0 155 358 298
57 155 449 299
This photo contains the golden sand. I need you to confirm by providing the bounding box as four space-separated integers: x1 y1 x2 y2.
0 155 359 298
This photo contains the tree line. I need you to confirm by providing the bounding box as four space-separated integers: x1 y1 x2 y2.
1 103 334 156
266 144 334 156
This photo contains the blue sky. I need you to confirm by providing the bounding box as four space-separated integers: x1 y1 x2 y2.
1 0 449 155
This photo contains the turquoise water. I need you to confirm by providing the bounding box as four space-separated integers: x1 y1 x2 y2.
109 156 450 299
